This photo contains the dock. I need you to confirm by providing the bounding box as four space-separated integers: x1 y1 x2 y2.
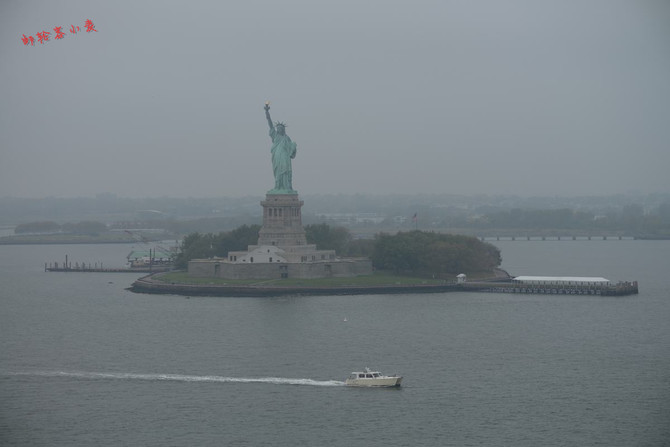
461 280 638 296
45 260 170 273
46 266 171 273
44 252 172 273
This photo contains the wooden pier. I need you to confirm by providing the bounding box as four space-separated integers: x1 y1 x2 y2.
45 257 170 273
462 281 638 296
46 266 171 273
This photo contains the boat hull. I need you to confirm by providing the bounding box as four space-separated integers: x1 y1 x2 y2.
345 376 402 387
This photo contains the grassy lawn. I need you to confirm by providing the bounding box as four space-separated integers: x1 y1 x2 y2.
153 271 494 287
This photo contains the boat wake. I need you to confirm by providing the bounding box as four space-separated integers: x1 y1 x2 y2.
7 370 346 387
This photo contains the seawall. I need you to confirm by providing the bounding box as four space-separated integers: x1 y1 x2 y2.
130 274 461 297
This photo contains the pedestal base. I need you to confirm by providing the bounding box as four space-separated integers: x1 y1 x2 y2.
258 193 307 246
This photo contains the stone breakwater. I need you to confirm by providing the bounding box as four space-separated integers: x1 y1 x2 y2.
129 274 460 297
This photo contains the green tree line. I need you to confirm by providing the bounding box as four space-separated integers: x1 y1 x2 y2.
174 224 261 269
175 224 500 276
371 231 500 276
442 205 670 236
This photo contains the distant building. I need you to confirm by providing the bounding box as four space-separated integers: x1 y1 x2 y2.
127 247 175 268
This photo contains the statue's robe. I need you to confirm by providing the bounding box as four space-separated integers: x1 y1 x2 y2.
269 127 297 191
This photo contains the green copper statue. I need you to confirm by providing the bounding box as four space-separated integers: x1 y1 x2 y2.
264 102 297 194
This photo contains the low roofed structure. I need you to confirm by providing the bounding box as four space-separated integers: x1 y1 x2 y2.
513 276 611 286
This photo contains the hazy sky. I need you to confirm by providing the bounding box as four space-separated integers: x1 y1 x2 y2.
1 0 669 198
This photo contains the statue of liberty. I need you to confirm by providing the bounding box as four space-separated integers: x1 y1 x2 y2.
264 102 297 194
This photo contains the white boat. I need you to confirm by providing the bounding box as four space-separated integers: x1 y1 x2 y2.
345 367 402 387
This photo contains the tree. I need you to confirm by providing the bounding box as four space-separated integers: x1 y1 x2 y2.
174 233 216 269
214 224 262 255
346 238 375 257
14 221 61 234
173 225 261 269
305 223 351 253
371 230 500 277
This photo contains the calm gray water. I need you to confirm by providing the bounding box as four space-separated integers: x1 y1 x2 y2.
1 241 669 446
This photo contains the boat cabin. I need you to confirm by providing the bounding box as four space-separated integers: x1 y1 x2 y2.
349 371 382 379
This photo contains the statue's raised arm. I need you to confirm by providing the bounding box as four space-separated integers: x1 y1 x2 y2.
264 102 274 132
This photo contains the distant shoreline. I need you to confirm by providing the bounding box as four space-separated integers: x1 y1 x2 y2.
0 235 166 245
3 233 669 245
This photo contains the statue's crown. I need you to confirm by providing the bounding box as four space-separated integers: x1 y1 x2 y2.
275 121 287 128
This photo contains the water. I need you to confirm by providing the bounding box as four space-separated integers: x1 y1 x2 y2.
1 241 669 446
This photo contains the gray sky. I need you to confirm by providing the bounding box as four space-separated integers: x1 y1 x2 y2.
1 0 669 198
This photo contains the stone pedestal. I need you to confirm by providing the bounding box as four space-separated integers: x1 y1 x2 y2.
257 193 307 246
